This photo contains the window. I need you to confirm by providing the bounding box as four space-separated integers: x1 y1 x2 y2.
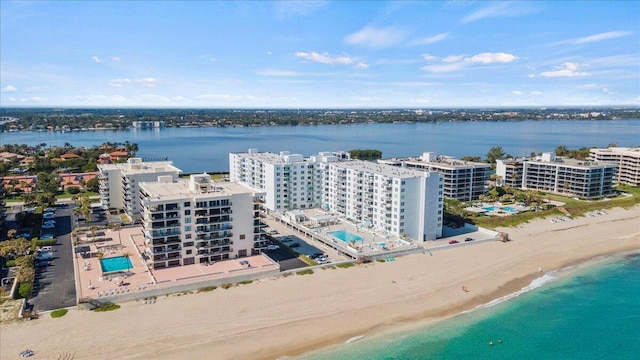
184 242 194 247
185 234 192 239
185 225 191 231
240 234 245 240
186 249 192 255
185 209 191 215
184 202 190 207
184 217 191 223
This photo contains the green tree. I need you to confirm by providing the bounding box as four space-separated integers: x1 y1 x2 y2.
485 146 506 169
555 145 569 156
85 177 99 192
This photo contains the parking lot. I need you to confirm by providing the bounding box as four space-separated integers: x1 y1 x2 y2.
28 203 78 312
260 218 352 268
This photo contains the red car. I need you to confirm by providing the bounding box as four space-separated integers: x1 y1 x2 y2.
449 240 459 244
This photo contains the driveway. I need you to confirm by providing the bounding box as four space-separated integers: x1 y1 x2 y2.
29 203 77 312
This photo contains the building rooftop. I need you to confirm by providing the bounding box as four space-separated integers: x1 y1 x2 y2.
591 147 640 156
140 178 254 201
332 160 429 178
99 158 181 174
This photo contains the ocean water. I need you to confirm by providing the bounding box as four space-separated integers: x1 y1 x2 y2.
299 252 640 360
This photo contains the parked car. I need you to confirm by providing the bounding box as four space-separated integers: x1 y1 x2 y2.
43 213 55 219
309 253 325 259
35 261 50 268
268 230 279 235
42 224 55 229
44 207 56 213
449 240 459 244
43 220 56 225
40 234 55 240
290 242 300 248
464 237 474 242
266 245 279 251
17 233 31 239
281 236 293 242
38 246 53 252
239 260 250 266
36 252 54 260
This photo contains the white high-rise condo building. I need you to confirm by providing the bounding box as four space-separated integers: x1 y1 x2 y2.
378 152 491 202
497 153 618 199
589 147 640 186
229 149 350 212
97 158 182 219
322 161 443 241
139 174 263 269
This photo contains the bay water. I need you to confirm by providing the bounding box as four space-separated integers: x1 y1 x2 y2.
298 252 640 360
1 120 638 173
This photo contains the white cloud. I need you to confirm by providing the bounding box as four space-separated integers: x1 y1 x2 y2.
295 51 354 65
422 52 518 73
530 91 543 96
344 26 405 49
112 56 121 62
442 55 465 63
91 56 101 63
421 62 468 73
1 85 18 93
422 54 436 61
537 62 589 78
575 31 633 44
136 77 161 87
467 52 517 64
256 69 299 77
512 90 523 96
267 51 272 55
108 78 132 87
409 33 449 45
108 77 160 88
461 2 537 24
355 62 369 70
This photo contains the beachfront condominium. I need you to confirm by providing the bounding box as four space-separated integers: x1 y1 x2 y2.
229 149 351 212
139 174 264 269
378 152 491 202
589 147 640 186
0 180 5 230
97 158 182 220
322 160 443 241
496 152 618 199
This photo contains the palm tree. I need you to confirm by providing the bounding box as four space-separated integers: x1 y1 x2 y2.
90 225 97 239
123 252 131 273
110 223 122 245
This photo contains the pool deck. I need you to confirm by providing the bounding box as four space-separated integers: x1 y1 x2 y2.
74 226 279 302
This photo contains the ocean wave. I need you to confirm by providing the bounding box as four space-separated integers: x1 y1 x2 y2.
462 272 557 314
345 335 365 344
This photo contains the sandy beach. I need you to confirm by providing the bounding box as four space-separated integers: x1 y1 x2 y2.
2 206 639 360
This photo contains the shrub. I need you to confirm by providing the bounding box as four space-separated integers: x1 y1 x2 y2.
197 286 217 292
237 280 253 285
94 303 120 312
18 282 33 299
376 259 386 263
220 283 233 289
66 186 81 194
296 269 314 276
50 309 68 318
5 260 16 267
34 239 57 246
336 262 356 269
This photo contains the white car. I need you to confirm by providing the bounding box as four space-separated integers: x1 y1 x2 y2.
268 230 279 235
43 213 55 219
266 245 279 251
38 246 53 252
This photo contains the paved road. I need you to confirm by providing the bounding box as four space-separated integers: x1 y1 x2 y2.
29 204 77 311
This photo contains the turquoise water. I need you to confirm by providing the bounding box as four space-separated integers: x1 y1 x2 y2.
483 206 496 212
483 206 518 214
502 206 517 212
329 230 363 242
100 256 133 273
300 252 640 360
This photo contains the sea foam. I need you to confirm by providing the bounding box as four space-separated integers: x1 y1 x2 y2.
462 272 557 314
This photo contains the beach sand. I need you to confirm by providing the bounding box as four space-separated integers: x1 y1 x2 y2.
2 206 639 360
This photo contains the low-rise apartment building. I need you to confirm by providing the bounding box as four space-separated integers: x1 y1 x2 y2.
98 158 182 219
139 174 263 269
379 152 491 202
497 153 618 199
589 147 640 186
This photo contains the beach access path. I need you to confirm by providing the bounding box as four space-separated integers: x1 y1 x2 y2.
1 206 639 360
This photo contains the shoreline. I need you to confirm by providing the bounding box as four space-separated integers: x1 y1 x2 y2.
1 206 639 360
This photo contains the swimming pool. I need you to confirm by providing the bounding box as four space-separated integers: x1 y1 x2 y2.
329 230 363 242
483 206 519 214
100 256 133 274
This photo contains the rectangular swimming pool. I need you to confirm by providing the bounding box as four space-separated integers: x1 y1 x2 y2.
329 230 363 242
100 256 133 274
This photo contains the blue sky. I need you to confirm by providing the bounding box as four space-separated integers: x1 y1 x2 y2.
1 1 638 108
